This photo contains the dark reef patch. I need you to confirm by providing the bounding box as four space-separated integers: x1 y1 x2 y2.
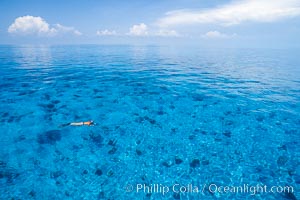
144 116 157 124
51 100 60 104
282 191 297 200
189 134 196 140
37 130 62 145
95 169 103 176
98 191 105 199
50 171 64 179
256 115 265 122
136 149 142 156
135 116 157 125
89 132 103 147
28 190 36 197
175 157 183 165
223 131 232 138
0 169 20 183
2 112 9 118
173 192 180 199
285 130 297 135
108 139 117 146
190 159 200 168
14 135 26 142
192 93 205 101
277 156 288 166
108 147 117 154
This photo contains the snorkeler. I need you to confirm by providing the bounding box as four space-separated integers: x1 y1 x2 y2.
60 120 95 127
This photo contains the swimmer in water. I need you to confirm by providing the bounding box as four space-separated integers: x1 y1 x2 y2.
60 120 95 127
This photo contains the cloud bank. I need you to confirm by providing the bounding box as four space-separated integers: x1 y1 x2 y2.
202 31 237 39
8 15 81 36
155 29 180 37
128 23 148 36
54 24 82 36
157 0 300 27
96 29 117 36
128 23 180 37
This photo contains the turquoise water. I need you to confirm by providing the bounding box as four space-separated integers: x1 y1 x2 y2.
0 45 299 199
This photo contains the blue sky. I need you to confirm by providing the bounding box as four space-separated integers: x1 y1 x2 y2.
1 0 300 47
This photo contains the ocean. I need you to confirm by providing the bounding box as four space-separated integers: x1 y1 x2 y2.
0 45 299 199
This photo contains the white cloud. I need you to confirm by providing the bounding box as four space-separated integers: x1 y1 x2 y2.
54 24 82 36
8 15 81 36
8 16 55 35
128 23 148 36
157 0 300 27
127 23 181 37
155 29 180 37
96 29 117 36
202 31 236 39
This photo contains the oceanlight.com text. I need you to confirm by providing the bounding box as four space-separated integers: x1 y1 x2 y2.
208 183 294 195
125 183 294 196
